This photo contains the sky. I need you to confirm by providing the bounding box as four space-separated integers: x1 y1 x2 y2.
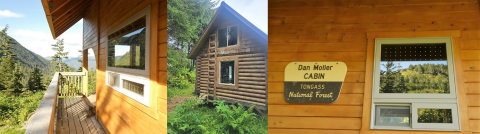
223 0 268 34
0 0 267 59
0 0 88 58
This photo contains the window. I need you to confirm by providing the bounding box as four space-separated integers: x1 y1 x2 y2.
105 6 150 106
218 25 238 48
220 61 235 85
371 37 460 131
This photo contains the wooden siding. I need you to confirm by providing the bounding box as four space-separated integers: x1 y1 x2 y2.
195 13 268 110
83 0 167 133
268 0 480 133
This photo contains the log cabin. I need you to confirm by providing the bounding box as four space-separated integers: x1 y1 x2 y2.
268 0 480 133
28 0 167 133
187 2 268 111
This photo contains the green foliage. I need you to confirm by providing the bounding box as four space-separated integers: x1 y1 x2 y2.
0 57 24 96
167 0 218 48
380 61 450 93
0 91 44 127
51 38 69 72
88 68 96 95
167 47 196 89
167 86 196 98
27 65 46 92
0 25 48 132
167 100 267 134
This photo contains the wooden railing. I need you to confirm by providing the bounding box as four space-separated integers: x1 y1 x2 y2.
58 72 87 96
25 72 88 134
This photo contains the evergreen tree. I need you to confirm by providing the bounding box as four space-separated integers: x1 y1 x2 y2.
0 25 24 96
28 65 45 92
51 38 69 72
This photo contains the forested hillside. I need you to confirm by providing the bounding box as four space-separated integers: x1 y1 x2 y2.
0 35 53 77
380 61 450 93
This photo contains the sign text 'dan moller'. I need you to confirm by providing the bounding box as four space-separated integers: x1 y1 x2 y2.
284 62 347 103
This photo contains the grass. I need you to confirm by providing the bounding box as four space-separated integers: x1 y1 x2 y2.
0 128 26 134
167 84 196 98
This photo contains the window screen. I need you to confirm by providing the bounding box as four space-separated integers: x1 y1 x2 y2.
107 16 146 70
379 44 449 94
220 61 235 84
218 26 238 48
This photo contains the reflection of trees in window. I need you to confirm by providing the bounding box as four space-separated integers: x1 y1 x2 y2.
220 61 234 84
218 26 238 48
107 16 146 70
418 109 452 123
380 61 449 93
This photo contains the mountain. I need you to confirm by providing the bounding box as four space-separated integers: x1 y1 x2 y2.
63 57 97 71
0 36 54 77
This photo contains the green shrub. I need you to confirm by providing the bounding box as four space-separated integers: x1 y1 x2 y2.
167 100 267 134
0 91 44 127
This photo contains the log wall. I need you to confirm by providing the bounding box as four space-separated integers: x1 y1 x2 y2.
268 0 480 133
83 0 167 133
195 13 268 110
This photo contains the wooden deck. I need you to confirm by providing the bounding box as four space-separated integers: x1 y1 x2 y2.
55 97 106 134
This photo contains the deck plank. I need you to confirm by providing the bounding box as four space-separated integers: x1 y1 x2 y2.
56 97 106 134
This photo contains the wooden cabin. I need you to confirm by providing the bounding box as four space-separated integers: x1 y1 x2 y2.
34 0 167 133
187 2 268 110
268 0 480 133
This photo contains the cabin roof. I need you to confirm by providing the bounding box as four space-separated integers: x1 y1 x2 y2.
187 1 268 59
40 0 92 39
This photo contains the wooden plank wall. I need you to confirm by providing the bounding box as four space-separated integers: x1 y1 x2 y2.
196 13 268 110
83 0 167 133
268 0 480 133
83 0 98 57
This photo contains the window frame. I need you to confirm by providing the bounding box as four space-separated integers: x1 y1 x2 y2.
412 103 460 130
106 6 151 77
370 37 460 131
105 6 151 107
217 25 239 48
218 60 236 86
372 37 457 99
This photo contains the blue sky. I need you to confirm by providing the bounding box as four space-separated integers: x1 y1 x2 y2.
0 0 85 58
223 0 268 34
0 0 267 58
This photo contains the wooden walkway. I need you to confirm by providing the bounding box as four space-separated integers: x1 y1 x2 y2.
55 97 106 134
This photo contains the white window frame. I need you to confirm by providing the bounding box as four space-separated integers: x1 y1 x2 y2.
370 37 460 131
219 60 235 85
105 6 151 107
217 25 239 48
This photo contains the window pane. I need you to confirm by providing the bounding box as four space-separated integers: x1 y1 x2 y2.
228 26 238 46
379 44 449 93
108 16 146 70
218 27 227 48
376 106 410 126
220 61 235 84
418 109 452 123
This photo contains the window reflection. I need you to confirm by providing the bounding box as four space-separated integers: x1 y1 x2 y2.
108 16 146 70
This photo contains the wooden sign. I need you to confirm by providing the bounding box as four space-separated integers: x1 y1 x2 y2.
284 62 347 103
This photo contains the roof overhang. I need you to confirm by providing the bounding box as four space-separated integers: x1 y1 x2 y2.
186 2 268 59
41 0 92 39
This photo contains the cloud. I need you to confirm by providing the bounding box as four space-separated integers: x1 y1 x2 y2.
10 28 84 58
0 10 24 18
